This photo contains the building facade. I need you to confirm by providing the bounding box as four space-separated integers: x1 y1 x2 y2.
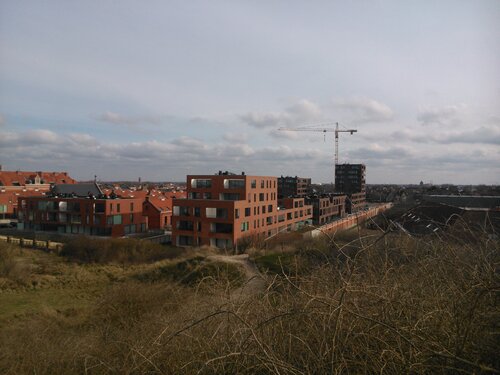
306 194 347 225
0 169 76 221
171 172 312 248
17 195 147 237
334 164 366 213
278 176 312 198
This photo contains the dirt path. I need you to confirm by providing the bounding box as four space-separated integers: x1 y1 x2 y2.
206 254 266 298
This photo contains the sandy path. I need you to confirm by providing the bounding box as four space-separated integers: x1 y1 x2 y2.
206 254 266 298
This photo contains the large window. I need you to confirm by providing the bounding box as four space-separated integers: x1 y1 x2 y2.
210 223 233 233
94 202 105 213
177 220 194 230
191 179 212 188
173 206 190 216
224 179 245 189
219 193 240 201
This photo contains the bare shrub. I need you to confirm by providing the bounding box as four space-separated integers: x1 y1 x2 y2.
0 230 498 374
61 236 185 264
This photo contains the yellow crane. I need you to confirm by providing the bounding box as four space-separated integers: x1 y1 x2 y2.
278 122 357 166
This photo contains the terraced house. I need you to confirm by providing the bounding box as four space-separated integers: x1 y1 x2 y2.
172 171 312 249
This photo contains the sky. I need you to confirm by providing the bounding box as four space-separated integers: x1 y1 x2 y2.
0 0 499 184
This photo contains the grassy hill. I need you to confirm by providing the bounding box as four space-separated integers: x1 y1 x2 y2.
0 228 498 374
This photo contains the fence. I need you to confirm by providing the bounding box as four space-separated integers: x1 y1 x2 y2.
0 235 63 253
304 203 393 239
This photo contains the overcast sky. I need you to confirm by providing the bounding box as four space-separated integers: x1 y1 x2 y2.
1 1 499 184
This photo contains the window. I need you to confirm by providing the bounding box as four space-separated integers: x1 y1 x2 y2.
245 207 251 217
203 192 212 199
251 180 256 188
180 206 190 216
224 179 245 189
191 179 212 188
259 193 264 201
261 180 264 188
216 208 228 218
94 202 105 213
262 205 266 214
240 222 249 232
113 214 122 224
219 193 240 200
130 202 134 211
268 205 273 212
130 213 134 223
210 222 233 233
266 216 273 225
117 203 120 213
235 208 240 219
206 207 216 218
177 220 194 230
194 207 201 217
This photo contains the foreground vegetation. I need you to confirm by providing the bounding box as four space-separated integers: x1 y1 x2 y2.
0 227 498 374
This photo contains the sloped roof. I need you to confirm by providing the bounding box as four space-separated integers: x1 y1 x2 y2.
147 196 173 212
0 170 76 186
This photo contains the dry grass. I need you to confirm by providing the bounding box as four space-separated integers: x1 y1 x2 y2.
0 228 498 374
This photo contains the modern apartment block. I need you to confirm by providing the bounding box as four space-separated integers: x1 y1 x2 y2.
334 163 366 213
278 176 312 198
306 194 347 225
17 183 147 237
171 172 312 248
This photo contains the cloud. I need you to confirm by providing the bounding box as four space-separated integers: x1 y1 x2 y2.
348 144 411 161
332 97 394 123
97 111 163 126
240 99 322 128
385 126 500 145
0 114 5 126
416 104 466 126
223 132 249 143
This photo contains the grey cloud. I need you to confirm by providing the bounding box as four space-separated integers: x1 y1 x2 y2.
97 111 163 126
416 104 465 126
347 145 411 161
223 132 248 143
332 97 394 123
240 99 322 128
387 126 500 145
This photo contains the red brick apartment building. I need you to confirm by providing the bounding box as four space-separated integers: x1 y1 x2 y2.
306 194 347 225
171 172 312 249
0 168 76 220
17 184 147 237
143 191 187 230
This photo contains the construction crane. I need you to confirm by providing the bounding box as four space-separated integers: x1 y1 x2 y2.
278 122 357 165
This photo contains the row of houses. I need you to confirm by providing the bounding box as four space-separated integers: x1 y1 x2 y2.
3 165 367 249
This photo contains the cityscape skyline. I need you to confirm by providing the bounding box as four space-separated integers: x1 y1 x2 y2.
1 1 499 184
